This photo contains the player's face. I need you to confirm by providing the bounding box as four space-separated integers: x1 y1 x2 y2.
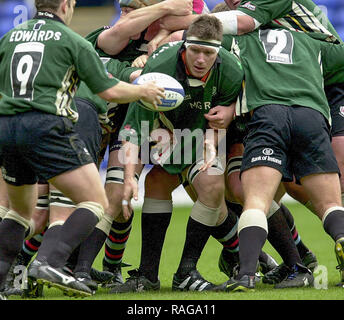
224 0 241 9
185 45 218 78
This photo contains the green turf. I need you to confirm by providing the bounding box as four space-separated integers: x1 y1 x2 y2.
10 202 344 300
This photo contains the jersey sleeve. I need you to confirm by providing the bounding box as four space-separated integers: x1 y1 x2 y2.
105 58 141 83
321 42 344 85
75 40 120 94
238 0 292 25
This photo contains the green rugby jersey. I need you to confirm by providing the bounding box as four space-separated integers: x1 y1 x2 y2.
76 58 140 114
86 27 150 63
321 42 344 87
238 0 342 43
222 28 335 122
0 11 119 121
119 41 244 174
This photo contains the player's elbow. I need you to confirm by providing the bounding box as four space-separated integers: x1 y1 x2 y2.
237 17 256 35
98 86 120 102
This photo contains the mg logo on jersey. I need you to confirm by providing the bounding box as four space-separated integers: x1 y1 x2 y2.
262 148 274 156
339 106 344 118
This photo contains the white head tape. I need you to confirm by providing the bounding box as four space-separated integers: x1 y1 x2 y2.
185 36 222 53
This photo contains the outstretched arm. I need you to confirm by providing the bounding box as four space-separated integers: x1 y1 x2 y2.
97 0 192 55
160 10 259 36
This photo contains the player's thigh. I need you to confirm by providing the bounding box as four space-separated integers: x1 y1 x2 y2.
300 172 342 219
144 165 180 200
6 183 38 220
241 166 282 213
283 179 310 205
331 135 344 189
49 163 108 209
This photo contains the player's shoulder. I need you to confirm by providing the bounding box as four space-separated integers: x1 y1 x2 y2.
218 48 243 72
150 41 183 60
146 41 182 70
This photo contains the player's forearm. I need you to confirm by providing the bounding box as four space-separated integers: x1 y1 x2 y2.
123 141 140 180
98 81 146 104
98 4 172 55
160 14 197 32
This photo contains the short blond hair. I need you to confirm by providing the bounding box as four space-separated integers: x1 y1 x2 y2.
186 14 223 42
35 0 70 12
211 2 230 13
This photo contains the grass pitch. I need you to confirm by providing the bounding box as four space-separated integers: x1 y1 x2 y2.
9 202 344 301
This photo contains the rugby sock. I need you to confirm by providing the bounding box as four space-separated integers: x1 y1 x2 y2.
211 208 239 253
267 206 302 267
225 200 243 218
47 208 99 268
238 226 267 277
35 224 63 263
103 214 134 272
237 210 268 278
20 230 46 266
0 219 26 290
323 208 344 241
139 212 172 283
65 245 80 271
280 203 310 259
176 217 212 276
74 228 107 274
0 205 9 222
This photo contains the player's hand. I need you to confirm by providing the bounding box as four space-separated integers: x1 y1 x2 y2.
122 177 138 220
204 106 234 130
166 0 193 16
199 139 217 172
139 81 165 109
98 113 115 134
131 54 148 68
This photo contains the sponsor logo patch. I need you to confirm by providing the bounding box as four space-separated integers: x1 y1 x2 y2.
262 148 274 156
240 1 256 11
339 106 344 118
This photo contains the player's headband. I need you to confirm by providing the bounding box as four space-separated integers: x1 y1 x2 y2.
185 36 222 53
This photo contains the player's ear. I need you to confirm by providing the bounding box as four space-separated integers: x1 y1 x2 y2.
61 0 68 14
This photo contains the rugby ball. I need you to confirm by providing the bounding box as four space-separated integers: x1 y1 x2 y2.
133 72 185 112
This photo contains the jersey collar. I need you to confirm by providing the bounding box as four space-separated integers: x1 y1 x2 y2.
34 11 65 25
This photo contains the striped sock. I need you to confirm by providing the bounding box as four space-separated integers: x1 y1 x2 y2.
20 229 46 266
211 209 239 253
102 214 133 271
280 204 309 259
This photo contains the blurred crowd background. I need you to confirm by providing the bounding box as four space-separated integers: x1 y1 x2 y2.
1 0 344 39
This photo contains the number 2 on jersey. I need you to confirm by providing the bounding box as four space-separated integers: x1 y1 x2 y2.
259 29 294 64
11 42 44 100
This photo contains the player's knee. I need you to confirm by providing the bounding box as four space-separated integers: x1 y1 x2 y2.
198 179 225 205
190 200 221 227
76 201 106 222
